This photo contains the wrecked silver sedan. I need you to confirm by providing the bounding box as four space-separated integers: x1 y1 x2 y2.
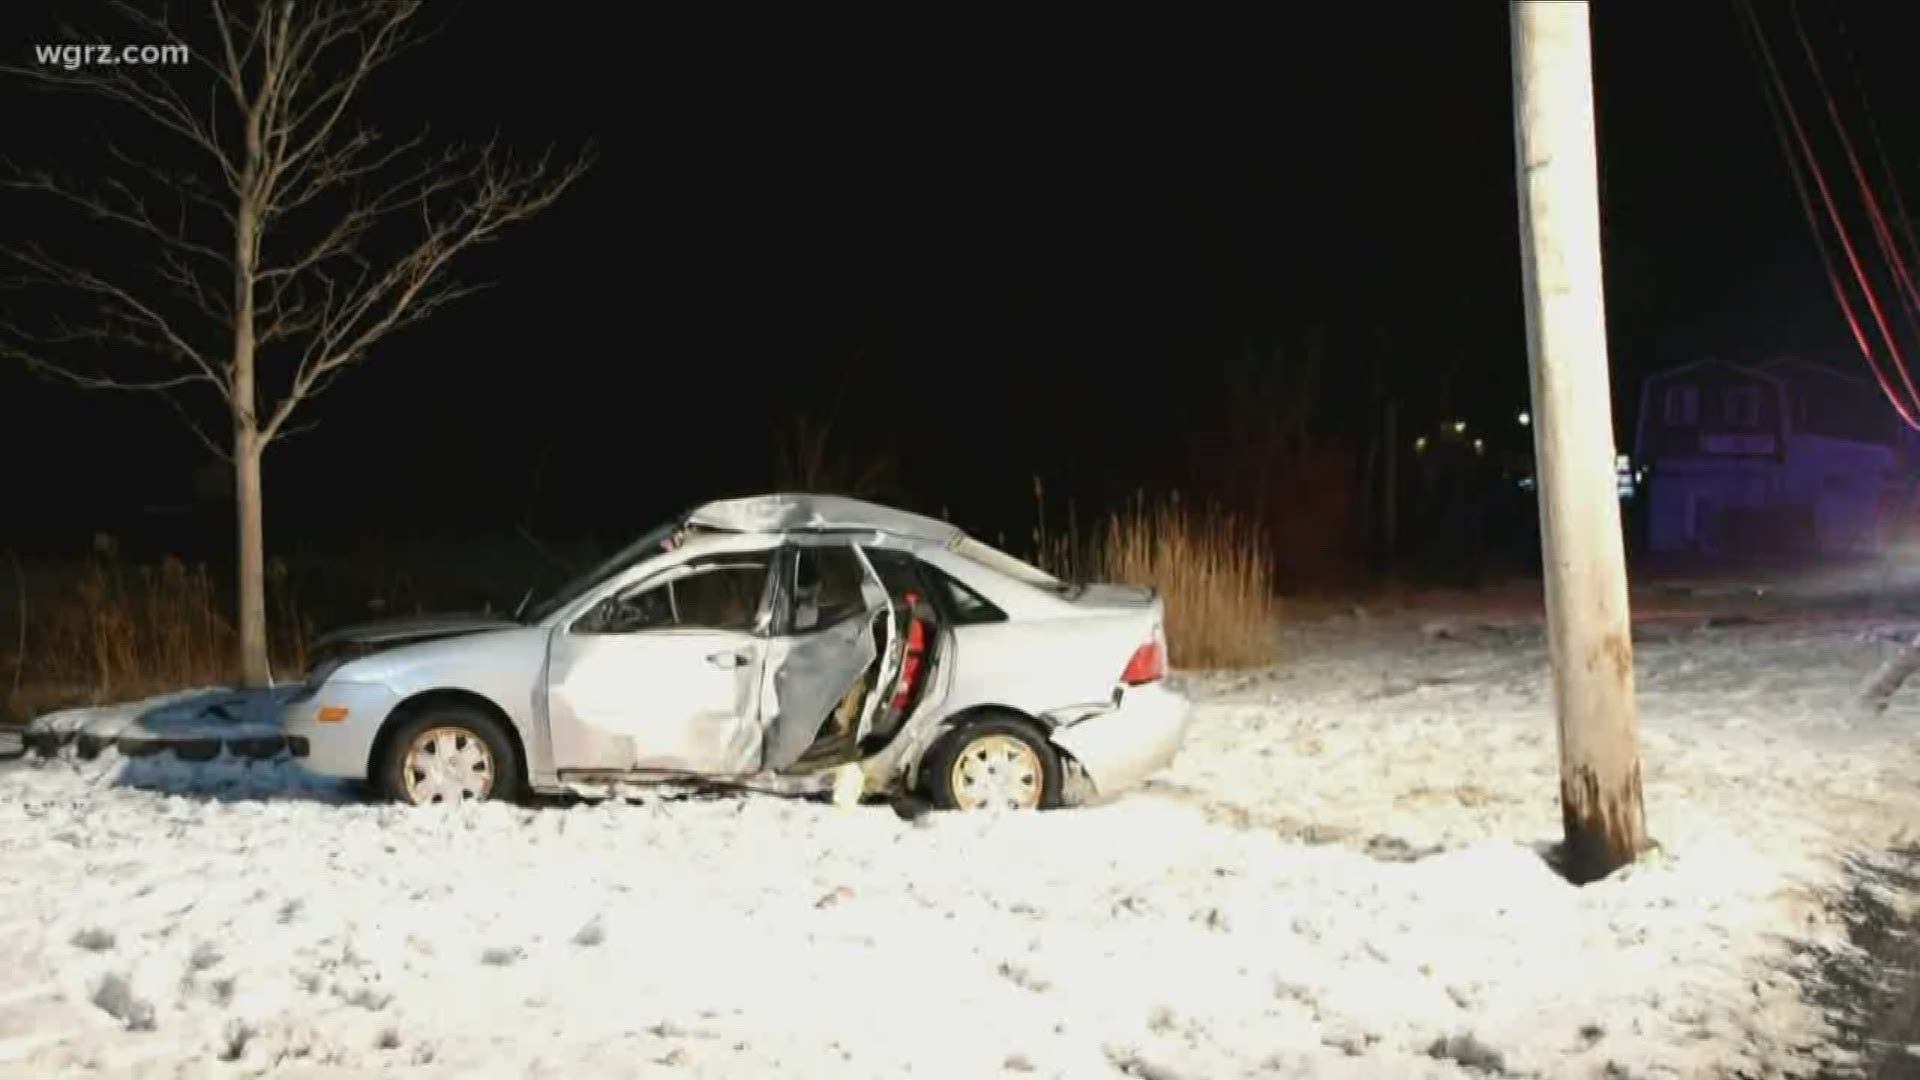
282 494 1190 811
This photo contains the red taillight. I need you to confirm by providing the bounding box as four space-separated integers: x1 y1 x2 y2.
1121 639 1166 685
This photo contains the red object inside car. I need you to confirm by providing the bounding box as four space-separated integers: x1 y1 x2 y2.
894 591 929 709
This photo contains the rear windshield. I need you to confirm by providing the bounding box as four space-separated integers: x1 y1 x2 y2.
950 537 1069 592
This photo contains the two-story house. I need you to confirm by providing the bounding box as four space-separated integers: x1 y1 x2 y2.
1634 357 1919 558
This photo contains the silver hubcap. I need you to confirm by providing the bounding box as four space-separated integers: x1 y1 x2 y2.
401 726 496 804
950 734 1043 811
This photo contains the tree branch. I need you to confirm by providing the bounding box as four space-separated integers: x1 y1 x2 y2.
2 246 226 391
2 58 241 193
206 0 255 109
264 3 422 200
5 1 592 473
260 146 593 444
0 338 211 395
0 164 231 266
156 248 230 324
103 143 235 227
2 296 241 462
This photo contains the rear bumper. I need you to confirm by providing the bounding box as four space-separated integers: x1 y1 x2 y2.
1048 682 1190 802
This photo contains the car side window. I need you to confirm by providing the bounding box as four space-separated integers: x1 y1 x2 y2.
790 545 870 633
597 582 676 633
672 558 771 631
922 563 1007 624
583 554 772 634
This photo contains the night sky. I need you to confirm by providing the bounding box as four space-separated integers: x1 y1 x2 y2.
0 3 1907 556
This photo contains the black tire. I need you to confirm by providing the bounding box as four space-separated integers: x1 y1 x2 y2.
376 705 522 806
922 713 1063 812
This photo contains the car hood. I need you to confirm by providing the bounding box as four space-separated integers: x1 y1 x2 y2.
313 613 522 653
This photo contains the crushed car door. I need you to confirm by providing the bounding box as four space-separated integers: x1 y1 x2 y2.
857 544 951 746
758 543 899 773
546 552 774 776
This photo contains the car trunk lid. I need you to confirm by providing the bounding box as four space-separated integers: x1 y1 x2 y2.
1060 582 1158 609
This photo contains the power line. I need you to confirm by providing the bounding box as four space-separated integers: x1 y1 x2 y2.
1787 0 1920 332
1830 3 1920 275
1733 0 1920 428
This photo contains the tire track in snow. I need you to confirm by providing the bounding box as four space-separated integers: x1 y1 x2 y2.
1135 780 1443 863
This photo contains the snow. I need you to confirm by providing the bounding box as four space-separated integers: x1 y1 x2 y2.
4 605 1920 1078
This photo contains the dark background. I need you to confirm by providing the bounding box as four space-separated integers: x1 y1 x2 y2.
0 2 1906 568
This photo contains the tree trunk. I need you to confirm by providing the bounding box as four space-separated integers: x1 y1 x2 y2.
234 430 269 687
1510 0 1648 884
1383 398 1398 573
231 186 269 688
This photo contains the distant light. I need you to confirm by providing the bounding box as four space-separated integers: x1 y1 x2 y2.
1452 420 1468 434
1473 438 1485 454
1518 410 1531 426
1415 436 1428 452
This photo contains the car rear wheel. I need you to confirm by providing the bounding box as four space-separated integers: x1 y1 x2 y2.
924 714 1063 812
377 707 520 806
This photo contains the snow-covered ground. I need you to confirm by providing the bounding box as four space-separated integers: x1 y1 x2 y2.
4 605 1920 1078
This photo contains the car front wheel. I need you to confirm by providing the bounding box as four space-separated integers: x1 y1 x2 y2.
923 714 1063 812
377 707 520 806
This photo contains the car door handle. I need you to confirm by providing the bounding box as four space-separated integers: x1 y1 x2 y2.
708 651 748 669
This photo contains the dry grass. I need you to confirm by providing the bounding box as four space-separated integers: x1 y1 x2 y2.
0 487 1277 721
1033 480 1277 670
4 554 308 722
0 533 614 724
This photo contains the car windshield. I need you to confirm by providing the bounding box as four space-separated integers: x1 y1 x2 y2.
521 517 685 624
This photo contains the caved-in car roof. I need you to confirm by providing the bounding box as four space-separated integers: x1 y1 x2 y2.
685 494 964 545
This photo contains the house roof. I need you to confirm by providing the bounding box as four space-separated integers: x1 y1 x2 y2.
1633 357 1791 460
1754 356 1874 389
1639 357 1786 388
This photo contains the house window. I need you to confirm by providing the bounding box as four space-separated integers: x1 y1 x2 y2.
1663 385 1699 425
1724 387 1761 428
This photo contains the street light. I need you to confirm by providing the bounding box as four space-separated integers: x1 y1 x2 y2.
1518 410 1532 426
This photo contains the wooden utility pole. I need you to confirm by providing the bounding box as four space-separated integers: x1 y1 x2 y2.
1509 0 1648 884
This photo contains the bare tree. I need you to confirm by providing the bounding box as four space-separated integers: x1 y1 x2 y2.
2 2 592 686
1221 326 1325 518
770 371 904 500
772 410 904 501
